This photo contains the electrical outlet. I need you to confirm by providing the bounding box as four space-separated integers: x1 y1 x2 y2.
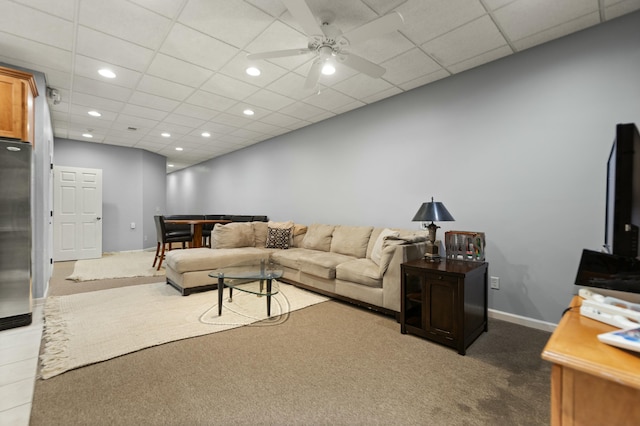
420 222 429 230
490 276 500 290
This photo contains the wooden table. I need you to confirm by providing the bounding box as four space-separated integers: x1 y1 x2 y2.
541 295 640 425
164 219 231 248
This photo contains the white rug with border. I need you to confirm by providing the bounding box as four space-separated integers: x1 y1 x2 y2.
66 251 165 281
40 281 329 379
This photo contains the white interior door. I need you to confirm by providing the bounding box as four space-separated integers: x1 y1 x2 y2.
53 166 103 261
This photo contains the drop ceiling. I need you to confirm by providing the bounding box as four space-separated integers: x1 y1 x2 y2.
1 0 639 172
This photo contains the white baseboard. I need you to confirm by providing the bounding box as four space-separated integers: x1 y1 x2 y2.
488 309 557 332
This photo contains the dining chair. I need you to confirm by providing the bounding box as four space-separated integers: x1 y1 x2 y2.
152 215 192 270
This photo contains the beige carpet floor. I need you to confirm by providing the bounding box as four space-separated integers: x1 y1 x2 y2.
32 260 553 425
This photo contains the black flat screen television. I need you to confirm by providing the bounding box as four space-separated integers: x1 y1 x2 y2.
605 123 640 259
575 249 640 294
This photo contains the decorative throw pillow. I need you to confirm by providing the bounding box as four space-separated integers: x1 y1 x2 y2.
265 227 292 249
371 228 400 265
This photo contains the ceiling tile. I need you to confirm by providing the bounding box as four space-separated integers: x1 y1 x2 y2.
347 31 415 64
14 0 76 20
129 0 185 19
0 33 72 72
114 113 160 131
173 103 219 121
163 113 206 129
361 86 403 104
422 16 509 66
243 89 296 111
75 26 154 71
0 1 73 50
361 0 408 15
79 0 172 49
512 12 600 51
200 73 260 101
146 54 214 88
178 0 273 48
493 0 600 42
447 45 513 74
73 76 132 102
381 48 443 85
120 104 169 121
303 88 356 111
136 75 194 101
266 72 318 100
278 101 326 121
70 92 125 113
186 91 238 112
73 55 142 89
129 91 180 112
332 73 396 99
219 51 289 86
397 0 487 45
160 23 239 71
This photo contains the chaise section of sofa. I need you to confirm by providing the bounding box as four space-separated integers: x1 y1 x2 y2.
164 221 427 315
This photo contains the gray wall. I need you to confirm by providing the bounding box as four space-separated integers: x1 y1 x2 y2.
167 12 640 324
54 139 166 252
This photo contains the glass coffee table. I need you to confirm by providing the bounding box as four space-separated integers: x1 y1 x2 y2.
208 261 283 317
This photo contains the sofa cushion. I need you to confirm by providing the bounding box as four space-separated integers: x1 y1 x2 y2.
330 226 373 258
301 224 334 251
298 251 356 279
165 247 270 273
370 228 400 266
211 222 254 248
336 258 382 288
253 221 268 247
292 224 308 247
271 247 308 270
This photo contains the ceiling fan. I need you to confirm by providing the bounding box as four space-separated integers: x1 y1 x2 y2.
247 0 404 89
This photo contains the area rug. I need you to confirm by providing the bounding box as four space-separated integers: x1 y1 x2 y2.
66 251 165 281
39 281 328 379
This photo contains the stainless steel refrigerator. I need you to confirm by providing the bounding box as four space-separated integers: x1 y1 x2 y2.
0 139 32 331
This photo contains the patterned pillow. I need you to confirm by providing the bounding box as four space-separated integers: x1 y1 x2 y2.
265 227 292 249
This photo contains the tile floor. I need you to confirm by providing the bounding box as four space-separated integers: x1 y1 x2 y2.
0 301 44 426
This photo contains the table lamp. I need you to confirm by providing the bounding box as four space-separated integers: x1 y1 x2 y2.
412 197 455 260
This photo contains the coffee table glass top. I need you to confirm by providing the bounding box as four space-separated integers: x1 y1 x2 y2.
208 263 283 296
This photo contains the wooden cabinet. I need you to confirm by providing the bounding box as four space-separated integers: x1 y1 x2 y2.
0 66 38 144
401 259 488 355
542 296 640 425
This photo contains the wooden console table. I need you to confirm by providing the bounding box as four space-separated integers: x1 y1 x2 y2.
542 296 640 425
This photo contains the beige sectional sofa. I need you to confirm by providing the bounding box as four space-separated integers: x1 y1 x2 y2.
164 221 427 315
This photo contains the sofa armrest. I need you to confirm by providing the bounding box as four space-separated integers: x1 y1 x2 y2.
381 241 427 312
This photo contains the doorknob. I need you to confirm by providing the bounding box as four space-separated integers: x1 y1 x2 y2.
96 217 102 220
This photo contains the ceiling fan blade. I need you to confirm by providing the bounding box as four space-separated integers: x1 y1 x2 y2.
247 48 312 60
338 54 386 78
341 11 404 46
304 59 322 90
282 0 324 37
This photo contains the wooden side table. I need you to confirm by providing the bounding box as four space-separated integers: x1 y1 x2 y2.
400 258 488 355
542 296 640 425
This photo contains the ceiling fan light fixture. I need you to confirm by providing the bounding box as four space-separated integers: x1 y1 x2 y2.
321 62 336 75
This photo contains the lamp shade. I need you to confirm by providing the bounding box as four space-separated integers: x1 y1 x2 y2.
412 197 455 222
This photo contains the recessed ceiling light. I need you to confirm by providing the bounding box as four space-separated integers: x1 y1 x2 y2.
201 132 211 137
88 110 101 117
243 109 255 116
246 66 261 76
161 132 171 137
98 68 116 79
82 133 93 138
175 147 183 151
